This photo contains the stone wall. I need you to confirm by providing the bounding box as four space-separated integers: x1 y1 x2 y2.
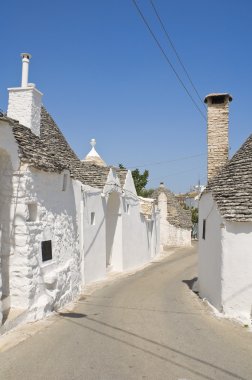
158 192 191 248
206 95 231 181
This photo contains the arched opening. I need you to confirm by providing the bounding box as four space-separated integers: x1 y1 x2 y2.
106 192 122 271
0 149 13 322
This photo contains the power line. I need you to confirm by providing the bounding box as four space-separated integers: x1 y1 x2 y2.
149 0 206 109
127 152 205 169
150 164 206 181
131 0 206 121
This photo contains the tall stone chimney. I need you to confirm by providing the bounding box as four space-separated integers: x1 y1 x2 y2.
7 53 43 136
204 93 232 182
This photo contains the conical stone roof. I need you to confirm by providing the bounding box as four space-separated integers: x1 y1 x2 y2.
82 139 106 167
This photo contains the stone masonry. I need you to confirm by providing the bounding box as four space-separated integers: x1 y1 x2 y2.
204 93 232 182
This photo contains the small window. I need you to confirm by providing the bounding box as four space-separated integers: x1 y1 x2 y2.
202 219 206 240
62 173 68 191
126 204 130 215
91 212 95 225
42 240 52 262
27 203 38 222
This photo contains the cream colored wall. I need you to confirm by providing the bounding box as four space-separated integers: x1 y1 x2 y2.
198 192 223 311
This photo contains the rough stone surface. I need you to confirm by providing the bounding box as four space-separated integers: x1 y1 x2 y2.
152 185 191 248
1 107 128 190
206 133 252 221
152 186 192 230
206 95 231 181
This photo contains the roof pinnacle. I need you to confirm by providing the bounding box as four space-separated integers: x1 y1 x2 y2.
90 138 96 148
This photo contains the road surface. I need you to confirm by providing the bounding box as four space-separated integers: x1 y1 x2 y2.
0 244 251 380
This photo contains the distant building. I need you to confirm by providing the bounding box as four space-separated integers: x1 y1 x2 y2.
176 185 205 209
152 183 192 249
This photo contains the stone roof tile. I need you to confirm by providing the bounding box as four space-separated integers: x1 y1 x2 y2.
152 186 192 229
0 107 128 190
206 133 252 221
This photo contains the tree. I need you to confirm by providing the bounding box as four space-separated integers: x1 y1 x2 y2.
191 207 198 224
181 203 198 224
119 164 152 196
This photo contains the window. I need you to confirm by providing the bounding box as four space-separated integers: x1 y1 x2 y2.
126 204 130 215
91 212 95 225
27 203 38 222
42 240 52 262
62 173 68 191
202 219 206 240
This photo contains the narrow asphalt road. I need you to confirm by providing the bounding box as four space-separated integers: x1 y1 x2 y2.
0 244 251 380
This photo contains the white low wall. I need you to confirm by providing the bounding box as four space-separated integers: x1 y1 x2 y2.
160 220 191 249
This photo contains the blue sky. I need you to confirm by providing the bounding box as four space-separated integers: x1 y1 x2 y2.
1 0 251 193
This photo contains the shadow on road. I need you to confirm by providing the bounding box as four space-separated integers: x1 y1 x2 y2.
58 312 87 319
58 312 247 380
182 277 199 294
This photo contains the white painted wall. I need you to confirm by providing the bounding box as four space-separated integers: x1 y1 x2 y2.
106 191 123 271
198 192 223 311
0 120 22 323
221 221 252 323
7 87 43 136
81 186 106 285
4 165 81 321
80 169 160 284
122 171 159 271
0 121 160 326
0 155 81 321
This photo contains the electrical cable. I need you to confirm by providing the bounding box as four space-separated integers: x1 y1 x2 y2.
131 0 206 121
127 152 205 169
149 0 206 109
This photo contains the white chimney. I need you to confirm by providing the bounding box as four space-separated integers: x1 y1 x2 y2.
7 53 43 136
21 53 31 87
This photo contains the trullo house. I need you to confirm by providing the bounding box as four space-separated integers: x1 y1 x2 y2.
198 93 252 324
0 53 160 329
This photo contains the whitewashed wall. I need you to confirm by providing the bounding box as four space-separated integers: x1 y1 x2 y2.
0 132 82 322
122 171 160 270
198 192 223 311
81 186 106 285
221 221 252 323
0 121 160 326
0 120 21 324
199 192 252 323
12 168 81 321
7 87 42 136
